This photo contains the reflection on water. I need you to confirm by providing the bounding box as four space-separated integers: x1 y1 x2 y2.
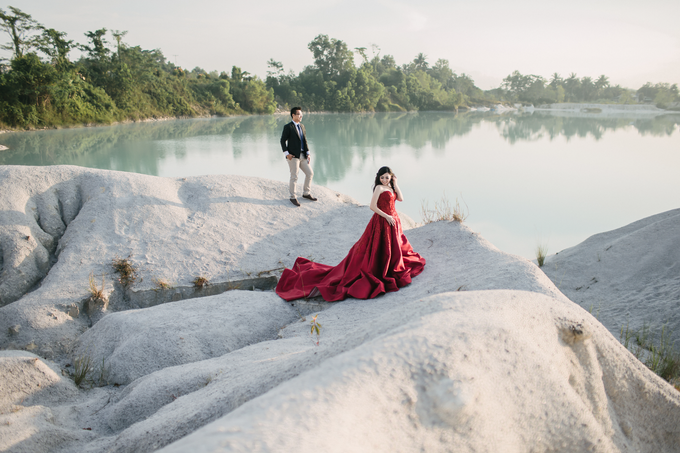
494 112 680 143
0 116 279 174
1 111 678 258
2 112 677 172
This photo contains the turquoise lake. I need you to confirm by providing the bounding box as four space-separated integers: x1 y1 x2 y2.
1 111 678 259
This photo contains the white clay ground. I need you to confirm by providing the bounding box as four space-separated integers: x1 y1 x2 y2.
0 166 678 453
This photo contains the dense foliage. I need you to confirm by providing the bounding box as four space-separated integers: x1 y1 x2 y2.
1 6 678 129
268 41 677 112
266 39 485 112
266 37 678 112
497 71 678 107
0 6 275 129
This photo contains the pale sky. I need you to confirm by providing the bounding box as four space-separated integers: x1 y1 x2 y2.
4 0 680 89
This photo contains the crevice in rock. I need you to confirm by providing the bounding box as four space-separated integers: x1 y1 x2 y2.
57 196 67 232
82 276 281 326
56 183 83 227
0 181 84 306
35 189 66 255
287 298 335 317
31 184 83 289
121 275 279 310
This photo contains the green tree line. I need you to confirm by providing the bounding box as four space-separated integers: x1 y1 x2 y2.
266 36 678 112
1 6 678 130
497 71 679 107
0 6 276 128
265 37 492 112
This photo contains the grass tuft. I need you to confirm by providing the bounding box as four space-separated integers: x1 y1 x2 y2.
152 277 173 290
310 314 322 346
421 194 468 224
96 357 110 387
192 276 209 288
112 255 138 288
536 243 548 268
88 273 106 299
620 322 680 385
72 355 93 388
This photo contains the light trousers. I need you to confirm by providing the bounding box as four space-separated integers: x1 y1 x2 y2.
287 156 313 199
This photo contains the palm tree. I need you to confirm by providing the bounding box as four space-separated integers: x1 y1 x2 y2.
595 75 609 90
581 76 595 101
564 73 580 101
549 72 562 88
413 53 428 71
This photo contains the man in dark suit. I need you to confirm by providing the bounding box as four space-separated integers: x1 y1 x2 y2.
280 106 316 207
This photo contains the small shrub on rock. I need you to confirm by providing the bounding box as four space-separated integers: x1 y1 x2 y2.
421 194 468 224
192 276 209 288
112 255 138 288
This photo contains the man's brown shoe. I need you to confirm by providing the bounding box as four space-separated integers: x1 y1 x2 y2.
302 194 317 201
290 198 301 207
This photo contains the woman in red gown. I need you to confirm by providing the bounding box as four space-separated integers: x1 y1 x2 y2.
276 166 426 302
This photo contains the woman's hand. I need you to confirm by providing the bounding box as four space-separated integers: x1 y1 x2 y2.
391 175 403 202
384 214 395 226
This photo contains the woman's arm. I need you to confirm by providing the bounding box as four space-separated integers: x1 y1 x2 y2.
370 187 395 226
392 176 404 202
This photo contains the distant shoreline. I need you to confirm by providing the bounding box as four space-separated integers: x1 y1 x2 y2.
0 114 214 136
534 103 669 113
1 103 675 138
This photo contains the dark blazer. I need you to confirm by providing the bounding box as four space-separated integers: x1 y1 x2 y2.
280 121 309 158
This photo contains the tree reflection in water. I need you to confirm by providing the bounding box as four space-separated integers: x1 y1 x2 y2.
1 111 677 178
1 111 677 258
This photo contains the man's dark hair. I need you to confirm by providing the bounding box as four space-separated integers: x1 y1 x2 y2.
290 107 302 117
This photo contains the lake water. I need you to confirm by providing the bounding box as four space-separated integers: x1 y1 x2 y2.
1 111 679 259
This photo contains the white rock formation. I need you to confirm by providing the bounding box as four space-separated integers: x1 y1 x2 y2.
0 165 364 359
75 291 299 385
0 351 86 453
541 208 680 345
159 291 679 453
0 166 678 453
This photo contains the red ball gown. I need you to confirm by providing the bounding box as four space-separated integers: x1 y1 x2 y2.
276 190 426 302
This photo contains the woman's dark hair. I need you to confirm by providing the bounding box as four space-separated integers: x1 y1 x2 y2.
373 166 395 191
